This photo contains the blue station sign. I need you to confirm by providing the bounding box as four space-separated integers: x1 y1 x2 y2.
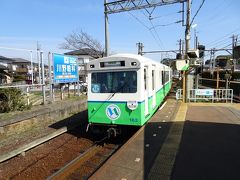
53 54 79 83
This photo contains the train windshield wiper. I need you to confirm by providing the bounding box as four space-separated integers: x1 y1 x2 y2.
107 83 128 100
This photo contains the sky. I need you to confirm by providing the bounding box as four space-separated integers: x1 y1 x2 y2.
0 0 239 62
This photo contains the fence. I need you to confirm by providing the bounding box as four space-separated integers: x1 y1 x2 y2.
0 47 87 108
200 78 240 96
0 83 86 107
176 88 233 103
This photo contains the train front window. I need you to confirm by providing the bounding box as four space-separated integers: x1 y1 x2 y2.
91 71 137 93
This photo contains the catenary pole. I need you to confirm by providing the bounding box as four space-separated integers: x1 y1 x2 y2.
41 52 46 104
104 0 109 57
30 51 33 84
48 52 53 103
183 0 191 103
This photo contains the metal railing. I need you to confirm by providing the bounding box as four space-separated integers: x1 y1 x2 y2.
0 83 86 107
176 88 233 103
0 84 46 106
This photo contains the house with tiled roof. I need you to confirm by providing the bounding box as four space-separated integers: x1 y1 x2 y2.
64 48 103 82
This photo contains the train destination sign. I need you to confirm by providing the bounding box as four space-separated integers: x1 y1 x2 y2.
53 54 79 83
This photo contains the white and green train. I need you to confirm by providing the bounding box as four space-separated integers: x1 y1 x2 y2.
87 54 172 136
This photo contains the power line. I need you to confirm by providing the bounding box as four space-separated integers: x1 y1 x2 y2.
127 11 164 48
190 0 205 27
205 27 240 46
127 11 149 29
148 11 181 20
149 20 165 49
209 38 231 48
198 0 235 27
139 8 165 48
220 43 232 49
214 41 232 49
149 20 182 29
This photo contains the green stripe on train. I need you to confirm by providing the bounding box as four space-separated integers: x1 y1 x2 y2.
88 81 172 126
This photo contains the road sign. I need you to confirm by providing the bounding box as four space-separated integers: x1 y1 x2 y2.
196 89 214 96
176 59 189 71
53 54 79 83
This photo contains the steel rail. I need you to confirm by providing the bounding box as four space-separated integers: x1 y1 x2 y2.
47 136 113 180
0 123 81 163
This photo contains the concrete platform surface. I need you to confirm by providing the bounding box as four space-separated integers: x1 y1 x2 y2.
90 99 183 180
90 102 240 180
172 104 240 180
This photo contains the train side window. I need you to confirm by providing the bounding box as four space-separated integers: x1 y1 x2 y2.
162 71 165 85
152 70 155 90
165 71 169 82
144 68 147 90
159 71 162 85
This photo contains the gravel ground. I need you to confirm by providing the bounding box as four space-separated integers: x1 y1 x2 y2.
0 109 88 156
0 123 93 180
0 100 89 180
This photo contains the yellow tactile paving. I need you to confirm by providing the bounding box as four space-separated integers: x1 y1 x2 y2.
148 102 187 179
174 103 187 122
233 103 240 110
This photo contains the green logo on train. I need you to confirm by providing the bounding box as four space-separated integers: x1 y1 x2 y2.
106 104 121 120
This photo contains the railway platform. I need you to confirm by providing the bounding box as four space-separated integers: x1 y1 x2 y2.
90 99 240 180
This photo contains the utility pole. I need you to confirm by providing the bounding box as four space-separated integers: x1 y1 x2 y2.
182 0 191 103
232 34 238 72
194 29 198 49
210 48 215 78
48 52 53 103
182 41 185 55
185 0 191 56
216 66 219 89
37 41 41 84
30 51 34 84
40 52 46 104
137 42 144 56
232 34 236 49
104 0 109 57
178 39 182 54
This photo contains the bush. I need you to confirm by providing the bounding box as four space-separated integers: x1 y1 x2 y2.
13 75 26 82
0 88 31 113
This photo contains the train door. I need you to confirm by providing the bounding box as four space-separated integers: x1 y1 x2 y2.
152 67 156 108
144 66 149 116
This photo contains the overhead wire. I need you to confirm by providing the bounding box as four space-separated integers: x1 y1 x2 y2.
149 21 182 29
220 43 232 49
139 6 183 50
208 37 232 48
127 11 164 49
127 11 149 30
190 0 205 27
214 41 232 49
205 27 240 47
149 19 165 49
141 9 168 49
198 0 234 27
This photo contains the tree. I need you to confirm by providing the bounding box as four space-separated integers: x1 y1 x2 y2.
60 30 104 58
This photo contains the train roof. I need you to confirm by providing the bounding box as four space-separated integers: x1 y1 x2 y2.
87 53 170 70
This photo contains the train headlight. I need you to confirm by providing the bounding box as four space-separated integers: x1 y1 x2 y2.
127 101 138 111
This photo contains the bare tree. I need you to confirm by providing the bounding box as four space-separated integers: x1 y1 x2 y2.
60 30 104 58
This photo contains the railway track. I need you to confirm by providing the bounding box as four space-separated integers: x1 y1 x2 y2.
47 136 119 179
0 121 137 179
